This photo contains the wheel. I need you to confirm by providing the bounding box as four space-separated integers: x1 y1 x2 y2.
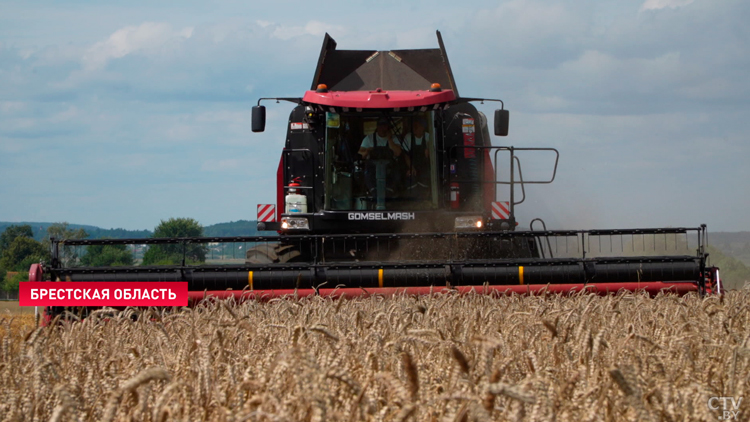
245 243 301 264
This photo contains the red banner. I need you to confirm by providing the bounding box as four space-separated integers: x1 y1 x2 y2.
19 282 188 307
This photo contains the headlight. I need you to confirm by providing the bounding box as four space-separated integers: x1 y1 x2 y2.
454 216 483 230
281 217 310 230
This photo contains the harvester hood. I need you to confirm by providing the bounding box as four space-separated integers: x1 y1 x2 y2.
311 31 459 95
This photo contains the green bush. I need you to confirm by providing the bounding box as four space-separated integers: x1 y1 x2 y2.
0 224 33 255
0 237 50 271
1 271 27 293
141 218 207 266
80 244 134 267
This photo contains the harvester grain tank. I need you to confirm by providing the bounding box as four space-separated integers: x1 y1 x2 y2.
31 31 721 301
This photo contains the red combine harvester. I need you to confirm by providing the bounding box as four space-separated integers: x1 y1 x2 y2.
30 32 722 310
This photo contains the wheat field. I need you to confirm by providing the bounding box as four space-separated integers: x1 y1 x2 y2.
1 290 749 421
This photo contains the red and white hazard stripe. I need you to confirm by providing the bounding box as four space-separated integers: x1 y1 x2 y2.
257 204 276 222
491 201 510 220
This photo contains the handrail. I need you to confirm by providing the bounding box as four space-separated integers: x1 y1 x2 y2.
530 218 554 259
447 145 559 220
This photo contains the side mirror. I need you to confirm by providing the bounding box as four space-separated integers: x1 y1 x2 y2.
252 105 266 133
494 109 509 136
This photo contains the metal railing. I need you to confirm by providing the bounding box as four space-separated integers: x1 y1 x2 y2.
446 145 559 220
43 226 708 291
0 291 19 301
51 226 706 268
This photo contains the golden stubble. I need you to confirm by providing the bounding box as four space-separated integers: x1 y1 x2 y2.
0 290 748 421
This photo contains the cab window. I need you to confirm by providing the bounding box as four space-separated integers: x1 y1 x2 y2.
324 112 438 211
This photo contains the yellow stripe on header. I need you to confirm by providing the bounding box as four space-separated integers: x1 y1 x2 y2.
248 271 254 291
378 269 384 288
518 266 524 285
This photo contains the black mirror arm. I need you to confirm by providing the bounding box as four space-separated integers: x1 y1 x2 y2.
452 97 505 110
256 97 303 106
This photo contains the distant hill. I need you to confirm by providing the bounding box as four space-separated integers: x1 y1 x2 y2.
203 220 261 237
710 232 750 266
0 220 261 241
0 222 151 242
706 245 750 290
705 232 750 290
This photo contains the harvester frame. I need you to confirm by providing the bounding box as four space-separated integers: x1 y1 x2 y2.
29 31 723 307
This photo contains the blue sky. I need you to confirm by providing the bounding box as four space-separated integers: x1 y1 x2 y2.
0 0 748 231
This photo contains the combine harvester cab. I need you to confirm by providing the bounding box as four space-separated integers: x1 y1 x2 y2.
32 32 722 310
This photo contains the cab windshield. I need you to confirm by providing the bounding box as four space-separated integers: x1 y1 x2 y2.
324 112 438 211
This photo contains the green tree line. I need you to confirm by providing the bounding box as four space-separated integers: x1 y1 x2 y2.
0 223 87 292
0 220 261 242
0 218 207 293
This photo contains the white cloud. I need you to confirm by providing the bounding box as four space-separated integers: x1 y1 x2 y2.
0 102 26 113
200 159 241 172
2 1 749 231
49 105 79 123
0 139 25 153
3 117 36 131
525 92 571 112
194 110 251 124
640 0 694 12
118 153 152 169
464 0 594 69
82 22 194 71
270 20 345 41
150 110 252 144
560 50 683 82
19 48 35 60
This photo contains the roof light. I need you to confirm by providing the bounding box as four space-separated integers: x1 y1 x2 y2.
316 84 329 93
430 83 442 92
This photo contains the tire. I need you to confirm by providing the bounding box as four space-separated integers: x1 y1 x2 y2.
245 243 301 264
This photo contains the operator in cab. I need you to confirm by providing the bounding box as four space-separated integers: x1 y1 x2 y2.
358 117 403 198
402 116 431 197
